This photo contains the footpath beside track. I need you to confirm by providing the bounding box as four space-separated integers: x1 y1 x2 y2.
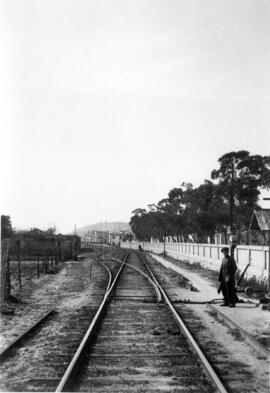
144 251 269 393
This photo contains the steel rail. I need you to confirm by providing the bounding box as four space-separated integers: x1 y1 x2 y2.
139 252 229 393
111 257 162 302
55 252 129 392
94 258 113 293
0 309 56 362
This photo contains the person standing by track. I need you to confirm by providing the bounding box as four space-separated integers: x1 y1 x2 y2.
218 247 239 307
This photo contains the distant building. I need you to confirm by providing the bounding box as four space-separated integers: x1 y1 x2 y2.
109 232 121 246
247 209 270 245
82 230 109 244
82 231 96 243
238 209 270 245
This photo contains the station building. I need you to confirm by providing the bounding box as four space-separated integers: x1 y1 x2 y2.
108 232 121 246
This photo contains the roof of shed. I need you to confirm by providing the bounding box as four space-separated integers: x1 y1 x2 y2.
249 209 270 231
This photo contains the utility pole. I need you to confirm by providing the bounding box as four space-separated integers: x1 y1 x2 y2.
229 161 235 230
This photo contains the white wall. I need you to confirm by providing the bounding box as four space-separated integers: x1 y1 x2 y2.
121 241 269 283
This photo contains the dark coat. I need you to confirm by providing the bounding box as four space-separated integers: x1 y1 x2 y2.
218 255 238 305
218 255 237 283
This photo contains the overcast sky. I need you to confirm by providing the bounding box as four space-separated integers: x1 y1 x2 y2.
1 0 270 233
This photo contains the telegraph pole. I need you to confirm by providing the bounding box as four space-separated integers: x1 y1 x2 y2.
230 162 235 230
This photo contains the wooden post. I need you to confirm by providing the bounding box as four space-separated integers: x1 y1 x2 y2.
17 240 22 290
163 238 166 256
45 249 49 273
43 256 46 273
6 255 11 298
1 240 9 304
54 242 58 266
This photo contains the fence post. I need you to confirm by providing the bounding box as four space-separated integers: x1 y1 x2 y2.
46 256 49 273
248 248 252 263
16 240 22 290
163 239 166 256
43 256 46 273
1 240 9 304
6 255 11 298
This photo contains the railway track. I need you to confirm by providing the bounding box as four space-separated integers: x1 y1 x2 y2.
0 250 267 392
56 251 228 392
0 256 122 392
143 251 269 393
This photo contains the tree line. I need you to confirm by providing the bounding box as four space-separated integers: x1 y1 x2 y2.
1 215 57 241
129 151 270 243
1 215 14 240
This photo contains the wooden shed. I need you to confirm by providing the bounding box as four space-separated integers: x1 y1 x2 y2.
247 209 270 245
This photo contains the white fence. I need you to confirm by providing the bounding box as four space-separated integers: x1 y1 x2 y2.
121 241 269 283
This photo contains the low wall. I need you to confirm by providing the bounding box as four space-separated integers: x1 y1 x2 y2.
121 241 269 283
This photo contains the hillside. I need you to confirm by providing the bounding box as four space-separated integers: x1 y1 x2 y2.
76 222 130 236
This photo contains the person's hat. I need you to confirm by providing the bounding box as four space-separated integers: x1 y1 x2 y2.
221 247 229 253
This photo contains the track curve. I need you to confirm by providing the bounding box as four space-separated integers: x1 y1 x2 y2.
60 251 218 392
